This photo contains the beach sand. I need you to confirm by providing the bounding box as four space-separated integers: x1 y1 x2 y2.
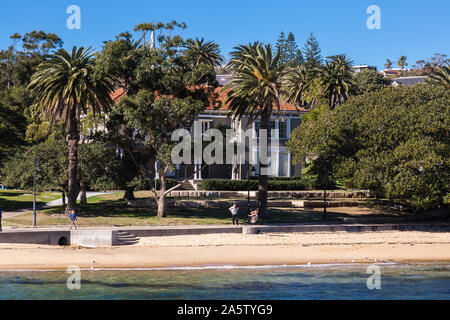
0 230 449 270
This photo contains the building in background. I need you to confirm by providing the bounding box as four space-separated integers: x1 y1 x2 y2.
391 76 428 86
352 65 377 73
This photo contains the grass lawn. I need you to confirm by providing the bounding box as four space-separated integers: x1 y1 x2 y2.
3 191 400 228
0 190 61 211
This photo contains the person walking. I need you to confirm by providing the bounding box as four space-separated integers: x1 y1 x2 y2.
228 202 239 225
68 209 78 230
248 208 259 224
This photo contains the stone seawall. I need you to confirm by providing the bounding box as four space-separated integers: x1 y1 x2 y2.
169 190 373 199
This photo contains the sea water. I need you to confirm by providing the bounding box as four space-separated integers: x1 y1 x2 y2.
0 263 448 300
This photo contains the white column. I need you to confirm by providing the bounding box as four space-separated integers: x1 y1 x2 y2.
288 153 292 177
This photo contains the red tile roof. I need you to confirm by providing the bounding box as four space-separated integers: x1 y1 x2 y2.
110 86 307 113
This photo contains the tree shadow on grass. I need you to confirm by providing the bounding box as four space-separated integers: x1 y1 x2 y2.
42 197 446 226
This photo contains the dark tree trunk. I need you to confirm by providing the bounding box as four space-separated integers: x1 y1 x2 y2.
157 173 167 218
123 188 135 202
62 190 66 207
66 109 80 213
80 182 87 205
258 108 269 217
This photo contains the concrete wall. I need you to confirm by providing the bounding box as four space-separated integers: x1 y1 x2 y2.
170 190 373 198
0 230 70 245
242 223 450 234
125 226 242 237
70 230 118 247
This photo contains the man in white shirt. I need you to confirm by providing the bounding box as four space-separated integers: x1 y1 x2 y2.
228 202 239 225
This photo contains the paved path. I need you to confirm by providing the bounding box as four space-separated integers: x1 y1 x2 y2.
2 191 111 219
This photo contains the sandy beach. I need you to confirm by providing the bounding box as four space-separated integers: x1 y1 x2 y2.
0 230 449 270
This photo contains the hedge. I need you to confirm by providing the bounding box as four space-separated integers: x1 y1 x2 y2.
201 176 335 191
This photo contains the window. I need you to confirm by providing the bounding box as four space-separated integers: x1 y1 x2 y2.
255 120 287 138
201 120 211 134
279 121 287 138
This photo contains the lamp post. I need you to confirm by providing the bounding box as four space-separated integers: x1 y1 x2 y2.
322 157 331 222
247 164 256 216
32 156 41 227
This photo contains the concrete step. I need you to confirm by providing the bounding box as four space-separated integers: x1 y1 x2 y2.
117 231 140 245
118 239 140 246
118 234 138 239
178 180 195 190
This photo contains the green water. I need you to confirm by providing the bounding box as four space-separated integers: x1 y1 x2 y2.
0 264 448 299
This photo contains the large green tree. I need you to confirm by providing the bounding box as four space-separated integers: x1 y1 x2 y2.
27 47 115 212
0 102 26 162
286 32 303 66
354 69 391 95
302 33 322 68
275 31 303 67
287 84 449 210
108 24 222 217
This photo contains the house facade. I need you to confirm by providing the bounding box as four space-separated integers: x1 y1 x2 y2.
171 75 307 181
112 74 308 183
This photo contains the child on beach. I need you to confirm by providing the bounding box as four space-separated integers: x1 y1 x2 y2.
68 209 78 230
228 202 239 225
248 208 259 224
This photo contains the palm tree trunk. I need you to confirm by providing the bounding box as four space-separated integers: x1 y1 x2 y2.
66 109 80 213
258 108 269 217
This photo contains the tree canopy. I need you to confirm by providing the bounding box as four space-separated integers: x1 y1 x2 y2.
287 84 449 210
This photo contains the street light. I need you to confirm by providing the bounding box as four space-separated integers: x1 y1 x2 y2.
33 156 41 227
247 164 256 216
322 157 332 222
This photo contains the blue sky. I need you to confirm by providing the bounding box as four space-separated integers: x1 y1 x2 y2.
0 0 448 70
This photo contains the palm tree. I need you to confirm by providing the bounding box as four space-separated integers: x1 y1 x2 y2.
226 42 261 70
282 63 318 109
397 56 408 75
416 60 426 70
384 59 393 70
224 43 285 217
28 47 115 213
320 54 355 109
427 65 450 89
183 38 223 68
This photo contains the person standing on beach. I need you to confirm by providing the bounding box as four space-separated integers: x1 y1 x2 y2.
229 202 239 225
68 209 78 230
